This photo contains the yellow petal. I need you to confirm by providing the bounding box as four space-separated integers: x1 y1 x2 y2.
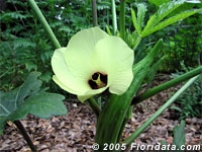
51 27 110 99
78 86 108 102
64 27 109 80
92 36 134 94
51 47 89 94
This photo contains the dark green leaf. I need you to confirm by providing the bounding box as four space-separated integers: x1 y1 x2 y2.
0 72 67 134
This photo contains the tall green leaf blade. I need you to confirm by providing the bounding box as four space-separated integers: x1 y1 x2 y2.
131 9 141 35
131 3 147 36
173 120 186 150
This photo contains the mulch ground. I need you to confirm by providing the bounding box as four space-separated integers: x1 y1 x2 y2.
0 74 202 152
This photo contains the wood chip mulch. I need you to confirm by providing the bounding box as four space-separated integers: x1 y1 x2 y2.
0 74 202 151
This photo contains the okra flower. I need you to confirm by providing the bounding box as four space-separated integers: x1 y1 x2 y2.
51 27 134 102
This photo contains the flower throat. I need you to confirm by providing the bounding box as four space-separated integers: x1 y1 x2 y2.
88 72 107 89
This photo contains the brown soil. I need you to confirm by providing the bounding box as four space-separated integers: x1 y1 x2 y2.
0 74 202 152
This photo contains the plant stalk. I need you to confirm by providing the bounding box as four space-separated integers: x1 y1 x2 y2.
132 66 202 105
124 75 200 145
14 120 37 152
120 0 126 40
92 0 98 26
111 0 117 34
88 97 101 117
28 0 61 49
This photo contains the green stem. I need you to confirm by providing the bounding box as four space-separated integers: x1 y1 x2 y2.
111 0 117 34
28 0 61 49
95 40 163 151
124 75 200 145
14 120 37 152
117 106 133 142
120 0 126 40
88 97 101 117
132 66 202 105
92 0 98 26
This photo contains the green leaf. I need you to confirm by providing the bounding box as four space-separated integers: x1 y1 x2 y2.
149 0 169 6
13 38 36 49
9 91 66 119
142 8 202 37
0 72 67 134
0 72 41 117
155 0 186 23
142 0 202 37
25 61 38 72
136 3 147 30
131 3 147 36
131 8 141 35
173 120 186 150
142 0 186 35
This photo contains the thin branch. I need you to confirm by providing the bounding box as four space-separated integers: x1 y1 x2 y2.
14 120 37 152
92 0 98 26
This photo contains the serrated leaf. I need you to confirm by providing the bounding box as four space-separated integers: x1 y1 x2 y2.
0 72 67 134
142 8 202 37
29 92 66 118
156 0 186 22
1 12 28 20
13 38 36 49
9 91 66 120
0 72 41 116
143 0 186 33
173 120 186 149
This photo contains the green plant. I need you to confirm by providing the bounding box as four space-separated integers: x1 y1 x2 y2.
171 75 202 119
1 0 202 151
160 12 202 72
161 120 185 151
0 72 67 151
